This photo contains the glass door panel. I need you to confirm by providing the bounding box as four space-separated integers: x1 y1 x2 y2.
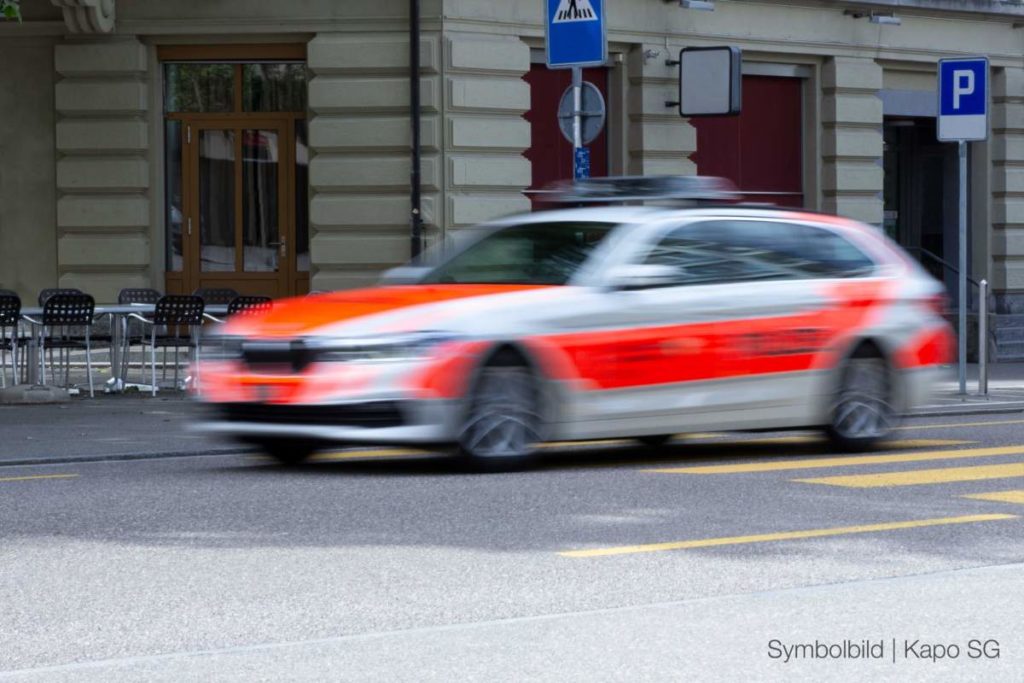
242 129 280 272
198 129 237 272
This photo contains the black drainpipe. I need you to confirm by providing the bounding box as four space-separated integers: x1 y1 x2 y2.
409 0 423 258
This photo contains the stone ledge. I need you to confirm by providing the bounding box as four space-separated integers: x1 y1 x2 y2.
0 385 70 405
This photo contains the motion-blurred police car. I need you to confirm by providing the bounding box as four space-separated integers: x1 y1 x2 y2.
197 176 953 469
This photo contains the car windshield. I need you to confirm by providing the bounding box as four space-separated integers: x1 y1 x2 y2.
421 221 615 285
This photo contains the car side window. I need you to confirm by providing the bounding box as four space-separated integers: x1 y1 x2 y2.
642 220 875 286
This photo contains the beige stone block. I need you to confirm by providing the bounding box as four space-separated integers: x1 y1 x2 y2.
310 154 439 192
55 41 146 76
992 134 1024 163
448 76 529 113
56 119 147 153
882 70 935 92
56 80 147 114
308 76 439 114
630 87 685 117
447 34 529 75
991 229 1024 257
992 166 1024 195
991 103 1024 132
57 158 149 192
993 67 1024 99
58 272 149 304
824 195 883 225
57 196 149 229
631 155 697 177
449 155 530 190
449 194 529 227
822 128 882 159
310 232 410 266
58 234 150 267
309 115 440 152
310 268 385 292
822 162 883 193
992 199 1024 226
311 194 436 228
823 57 882 92
822 93 882 126
308 34 439 75
992 259 1024 289
628 120 697 154
448 116 529 151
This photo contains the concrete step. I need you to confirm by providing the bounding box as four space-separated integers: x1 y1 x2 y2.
994 341 1024 362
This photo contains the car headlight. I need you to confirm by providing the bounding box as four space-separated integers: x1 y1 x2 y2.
314 332 463 364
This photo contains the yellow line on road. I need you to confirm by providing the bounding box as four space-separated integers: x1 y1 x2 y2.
559 514 1017 558
648 441 998 475
0 474 78 483
797 462 1024 488
309 449 428 462
964 490 1024 505
894 418 1024 431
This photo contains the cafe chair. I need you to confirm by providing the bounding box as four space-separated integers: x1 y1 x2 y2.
37 287 82 306
0 292 21 388
227 295 272 317
23 292 97 397
116 288 162 387
128 295 205 396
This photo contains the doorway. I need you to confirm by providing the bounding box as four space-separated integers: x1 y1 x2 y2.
161 46 310 298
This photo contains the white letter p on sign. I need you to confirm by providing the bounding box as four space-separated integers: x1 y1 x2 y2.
954 70 975 109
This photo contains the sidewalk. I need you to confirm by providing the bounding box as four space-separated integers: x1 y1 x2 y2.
915 363 1024 415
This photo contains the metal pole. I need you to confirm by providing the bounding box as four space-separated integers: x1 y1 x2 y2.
572 67 582 173
979 278 988 395
409 0 423 258
958 140 968 395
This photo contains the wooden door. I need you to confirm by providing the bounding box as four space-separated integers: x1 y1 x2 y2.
182 119 292 298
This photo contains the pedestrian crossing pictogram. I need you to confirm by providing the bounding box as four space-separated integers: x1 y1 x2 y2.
554 0 597 23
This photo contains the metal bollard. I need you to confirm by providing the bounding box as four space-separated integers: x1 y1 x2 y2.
979 279 988 396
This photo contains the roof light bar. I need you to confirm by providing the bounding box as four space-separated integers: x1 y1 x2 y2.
542 175 740 204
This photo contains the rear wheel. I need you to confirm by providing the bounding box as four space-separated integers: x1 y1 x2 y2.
455 353 543 471
252 438 317 466
825 355 894 452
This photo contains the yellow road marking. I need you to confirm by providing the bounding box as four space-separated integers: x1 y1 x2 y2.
0 474 78 483
559 514 1017 558
964 490 1024 505
310 448 428 462
649 441 996 475
797 462 1024 488
894 418 1024 431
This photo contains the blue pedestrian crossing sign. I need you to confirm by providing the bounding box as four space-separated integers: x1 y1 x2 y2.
938 57 989 142
574 147 591 179
546 0 606 69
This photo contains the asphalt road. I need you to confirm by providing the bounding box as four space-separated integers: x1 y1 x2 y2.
2 416 1024 681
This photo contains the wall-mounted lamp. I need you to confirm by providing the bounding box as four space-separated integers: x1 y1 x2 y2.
844 9 902 26
665 0 715 10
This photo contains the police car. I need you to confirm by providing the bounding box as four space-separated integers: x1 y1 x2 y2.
197 177 953 469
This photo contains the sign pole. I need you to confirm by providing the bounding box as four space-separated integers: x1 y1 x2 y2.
958 139 968 395
572 66 583 177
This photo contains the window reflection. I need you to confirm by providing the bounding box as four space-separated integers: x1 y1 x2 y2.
243 63 307 112
295 120 310 272
164 121 183 272
242 129 280 272
199 130 236 272
164 63 234 113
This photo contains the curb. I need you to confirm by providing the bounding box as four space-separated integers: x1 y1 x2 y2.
0 447 257 469
907 401 1024 418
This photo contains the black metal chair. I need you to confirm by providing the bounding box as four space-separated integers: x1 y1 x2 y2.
0 293 21 388
130 295 205 396
192 287 239 305
116 288 163 388
227 295 273 317
37 288 82 306
31 292 97 396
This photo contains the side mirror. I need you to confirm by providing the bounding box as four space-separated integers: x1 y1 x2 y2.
604 264 680 290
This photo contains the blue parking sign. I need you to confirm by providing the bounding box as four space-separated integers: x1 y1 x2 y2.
546 0 606 69
938 57 988 141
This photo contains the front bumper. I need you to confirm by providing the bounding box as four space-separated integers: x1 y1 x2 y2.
194 398 462 445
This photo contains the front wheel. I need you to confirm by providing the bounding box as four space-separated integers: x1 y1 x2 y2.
454 356 543 471
825 356 895 452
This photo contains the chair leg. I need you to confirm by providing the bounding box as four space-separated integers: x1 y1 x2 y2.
86 331 93 398
151 328 157 397
40 330 46 385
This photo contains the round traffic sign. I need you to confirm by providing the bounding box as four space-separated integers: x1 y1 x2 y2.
557 81 606 146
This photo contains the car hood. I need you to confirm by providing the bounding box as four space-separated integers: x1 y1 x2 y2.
221 284 566 339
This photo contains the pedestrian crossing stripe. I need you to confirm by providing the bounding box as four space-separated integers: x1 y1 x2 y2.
796 462 1024 488
963 489 1024 505
554 0 597 23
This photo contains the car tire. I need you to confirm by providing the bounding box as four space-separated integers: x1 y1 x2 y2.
254 438 317 466
454 352 543 472
636 434 674 447
825 354 895 452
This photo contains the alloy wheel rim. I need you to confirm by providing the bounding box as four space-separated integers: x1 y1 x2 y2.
833 358 892 440
462 367 541 458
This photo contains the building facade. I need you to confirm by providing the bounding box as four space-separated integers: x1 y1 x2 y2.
2 0 1024 356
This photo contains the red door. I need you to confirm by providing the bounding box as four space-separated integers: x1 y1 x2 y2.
691 75 803 207
523 65 610 210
